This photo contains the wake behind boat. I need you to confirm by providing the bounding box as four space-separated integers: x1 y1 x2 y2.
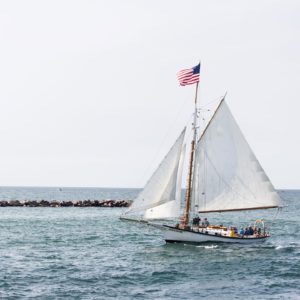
121 62 282 245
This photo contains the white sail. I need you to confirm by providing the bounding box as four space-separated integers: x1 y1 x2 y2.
144 143 186 219
144 200 178 219
125 128 186 219
192 100 281 213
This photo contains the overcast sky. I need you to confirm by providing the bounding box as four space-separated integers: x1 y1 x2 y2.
0 0 299 188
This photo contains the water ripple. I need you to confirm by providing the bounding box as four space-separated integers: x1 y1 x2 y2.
0 188 299 299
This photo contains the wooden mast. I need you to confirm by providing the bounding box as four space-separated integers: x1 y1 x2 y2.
180 77 200 229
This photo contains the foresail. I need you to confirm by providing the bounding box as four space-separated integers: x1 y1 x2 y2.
124 128 186 219
192 100 281 213
144 200 179 219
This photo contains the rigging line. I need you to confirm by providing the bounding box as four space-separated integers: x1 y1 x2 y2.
138 99 192 188
272 207 281 221
185 115 194 142
203 139 207 210
137 128 185 197
200 95 224 109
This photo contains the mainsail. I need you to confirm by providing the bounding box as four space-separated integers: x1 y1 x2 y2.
124 128 186 219
191 100 281 213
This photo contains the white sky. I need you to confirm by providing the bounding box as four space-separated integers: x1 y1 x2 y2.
0 0 299 189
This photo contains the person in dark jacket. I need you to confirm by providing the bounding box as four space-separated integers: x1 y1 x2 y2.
192 216 200 227
244 227 249 236
249 226 254 235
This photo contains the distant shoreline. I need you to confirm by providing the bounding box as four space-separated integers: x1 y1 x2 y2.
0 199 132 208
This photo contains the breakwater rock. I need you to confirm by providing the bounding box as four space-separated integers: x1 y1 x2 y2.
0 199 132 207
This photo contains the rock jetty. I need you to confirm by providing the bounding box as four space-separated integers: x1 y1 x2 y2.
0 199 132 207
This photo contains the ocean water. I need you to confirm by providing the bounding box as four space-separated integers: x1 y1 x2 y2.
0 188 299 299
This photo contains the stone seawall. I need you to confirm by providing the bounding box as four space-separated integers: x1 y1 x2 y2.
0 200 132 207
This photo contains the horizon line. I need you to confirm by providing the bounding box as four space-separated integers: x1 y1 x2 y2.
0 185 298 191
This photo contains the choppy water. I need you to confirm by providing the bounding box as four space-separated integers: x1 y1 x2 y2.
0 188 299 299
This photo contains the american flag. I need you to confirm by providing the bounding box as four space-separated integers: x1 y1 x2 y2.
177 63 200 86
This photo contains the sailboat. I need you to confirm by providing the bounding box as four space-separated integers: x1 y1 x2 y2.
121 63 281 244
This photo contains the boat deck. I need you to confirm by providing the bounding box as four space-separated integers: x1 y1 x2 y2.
166 224 269 241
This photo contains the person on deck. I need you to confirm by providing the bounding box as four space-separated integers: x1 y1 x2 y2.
203 218 209 227
239 228 245 236
244 227 249 236
249 226 254 235
192 216 200 227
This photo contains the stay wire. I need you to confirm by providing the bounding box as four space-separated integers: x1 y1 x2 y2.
138 99 193 188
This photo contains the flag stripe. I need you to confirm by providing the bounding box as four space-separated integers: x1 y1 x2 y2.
177 63 200 86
